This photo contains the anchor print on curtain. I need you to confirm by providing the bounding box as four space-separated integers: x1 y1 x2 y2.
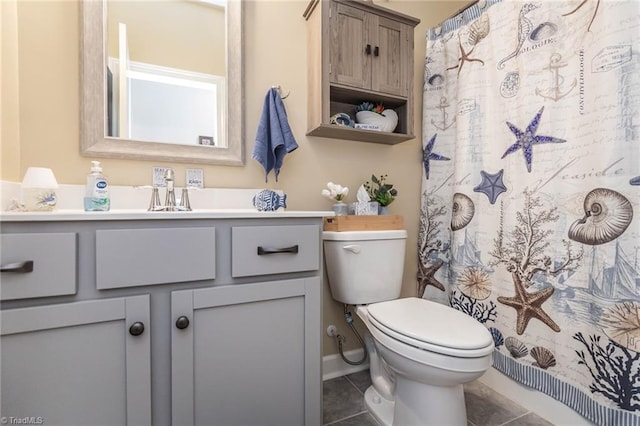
418 0 639 423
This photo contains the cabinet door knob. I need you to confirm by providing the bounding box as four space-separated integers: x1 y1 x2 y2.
1 260 34 273
365 44 371 55
374 46 379 57
129 322 145 336
176 316 190 330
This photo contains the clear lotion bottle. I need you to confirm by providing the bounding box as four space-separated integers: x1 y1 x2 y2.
84 161 110 211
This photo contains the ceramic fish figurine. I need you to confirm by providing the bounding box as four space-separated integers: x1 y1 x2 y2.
253 189 287 211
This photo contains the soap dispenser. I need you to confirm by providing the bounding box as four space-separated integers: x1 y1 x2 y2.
84 161 110 211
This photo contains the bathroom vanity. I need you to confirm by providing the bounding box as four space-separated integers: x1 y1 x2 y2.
0 210 326 426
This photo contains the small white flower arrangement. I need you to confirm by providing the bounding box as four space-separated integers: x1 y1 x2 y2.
321 182 349 203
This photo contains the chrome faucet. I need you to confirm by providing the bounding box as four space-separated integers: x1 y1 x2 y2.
147 168 192 211
164 168 177 209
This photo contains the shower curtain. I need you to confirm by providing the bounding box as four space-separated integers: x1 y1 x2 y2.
418 0 639 424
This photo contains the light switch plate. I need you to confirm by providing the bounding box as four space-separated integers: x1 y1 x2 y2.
153 167 167 187
186 169 204 188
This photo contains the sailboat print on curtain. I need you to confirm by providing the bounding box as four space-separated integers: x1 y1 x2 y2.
589 243 639 301
419 0 639 423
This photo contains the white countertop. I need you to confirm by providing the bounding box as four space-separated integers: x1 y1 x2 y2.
1 181 333 221
0 209 333 222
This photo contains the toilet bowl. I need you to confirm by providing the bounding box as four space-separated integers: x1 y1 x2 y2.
323 230 494 426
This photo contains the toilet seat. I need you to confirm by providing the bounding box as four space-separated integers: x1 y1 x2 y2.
366 298 494 358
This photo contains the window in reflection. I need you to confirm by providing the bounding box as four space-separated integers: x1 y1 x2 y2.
108 55 225 145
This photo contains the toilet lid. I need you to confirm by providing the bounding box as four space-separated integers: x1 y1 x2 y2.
367 297 493 351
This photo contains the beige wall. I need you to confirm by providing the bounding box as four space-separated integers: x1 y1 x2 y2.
1 0 21 181
1 0 467 356
107 1 226 75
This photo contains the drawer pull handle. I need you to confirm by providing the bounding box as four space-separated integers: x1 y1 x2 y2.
129 322 145 336
176 316 190 330
257 245 299 255
1 260 34 273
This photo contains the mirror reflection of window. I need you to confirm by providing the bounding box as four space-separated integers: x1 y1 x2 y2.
106 0 226 147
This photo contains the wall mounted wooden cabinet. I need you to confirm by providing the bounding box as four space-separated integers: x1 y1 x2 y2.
304 0 420 144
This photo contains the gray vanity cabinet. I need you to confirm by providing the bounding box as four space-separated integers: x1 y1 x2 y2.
0 215 323 426
0 295 151 426
171 278 321 426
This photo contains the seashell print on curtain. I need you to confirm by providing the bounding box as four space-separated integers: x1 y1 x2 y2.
419 0 639 424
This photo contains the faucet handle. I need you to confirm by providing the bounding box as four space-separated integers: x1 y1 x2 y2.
164 168 175 182
180 188 192 211
148 187 161 211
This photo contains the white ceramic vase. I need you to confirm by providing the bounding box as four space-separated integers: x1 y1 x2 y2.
356 109 398 133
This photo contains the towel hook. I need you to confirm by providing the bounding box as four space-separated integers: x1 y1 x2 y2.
272 85 290 100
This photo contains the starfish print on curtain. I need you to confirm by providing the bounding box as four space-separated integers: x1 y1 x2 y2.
417 259 445 297
473 169 508 204
562 0 601 33
446 30 486 75
498 272 560 335
501 107 567 173
423 134 450 180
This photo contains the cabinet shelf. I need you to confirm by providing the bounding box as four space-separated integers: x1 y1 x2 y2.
307 124 414 144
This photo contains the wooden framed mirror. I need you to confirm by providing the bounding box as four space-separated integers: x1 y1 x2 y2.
80 0 244 165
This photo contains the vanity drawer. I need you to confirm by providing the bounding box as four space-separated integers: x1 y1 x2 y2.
1 233 77 300
231 225 319 277
96 228 216 289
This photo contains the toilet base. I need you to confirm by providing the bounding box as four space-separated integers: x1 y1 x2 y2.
364 386 394 426
364 378 467 426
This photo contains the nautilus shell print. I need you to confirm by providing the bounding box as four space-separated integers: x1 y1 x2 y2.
457 267 491 300
505 336 528 359
451 193 475 231
601 302 640 352
530 346 556 369
568 188 633 245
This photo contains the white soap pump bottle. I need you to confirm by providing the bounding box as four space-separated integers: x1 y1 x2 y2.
84 160 110 211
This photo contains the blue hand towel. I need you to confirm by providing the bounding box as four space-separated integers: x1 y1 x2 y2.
252 88 299 182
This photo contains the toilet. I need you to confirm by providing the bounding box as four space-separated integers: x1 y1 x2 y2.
323 230 494 426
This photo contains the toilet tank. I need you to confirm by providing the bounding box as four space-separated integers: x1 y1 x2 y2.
323 230 407 305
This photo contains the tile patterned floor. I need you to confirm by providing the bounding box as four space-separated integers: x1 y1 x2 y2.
323 370 554 426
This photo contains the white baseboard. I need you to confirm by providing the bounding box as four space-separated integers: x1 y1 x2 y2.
322 349 369 381
479 367 594 425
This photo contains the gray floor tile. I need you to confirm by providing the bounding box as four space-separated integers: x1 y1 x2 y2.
325 371 539 426
345 369 372 394
328 412 380 426
464 380 528 426
323 376 367 424
502 412 554 426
